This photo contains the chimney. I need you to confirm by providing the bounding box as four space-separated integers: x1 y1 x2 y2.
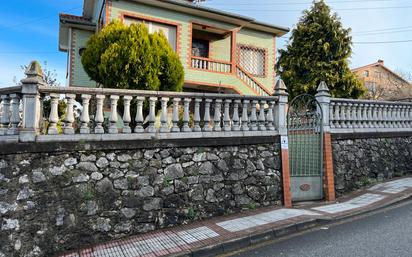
377 59 384 65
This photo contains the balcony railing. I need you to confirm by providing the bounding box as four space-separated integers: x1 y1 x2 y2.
191 56 232 74
236 66 271 97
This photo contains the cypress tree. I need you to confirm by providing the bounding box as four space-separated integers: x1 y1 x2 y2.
277 0 366 99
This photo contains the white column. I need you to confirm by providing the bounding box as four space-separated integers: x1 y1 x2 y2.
223 99 232 131
63 94 76 135
232 99 241 131
258 100 267 131
330 102 336 129
241 99 249 131
266 100 275 131
134 97 145 133
109 95 119 134
48 93 60 135
147 97 157 133
334 102 341 128
171 97 180 132
0 95 11 135
80 94 91 134
94 94 105 134
122 95 132 134
250 100 258 131
159 97 170 133
7 94 21 135
340 102 348 129
213 99 222 131
182 98 192 132
203 98 212 132
193 98 202 132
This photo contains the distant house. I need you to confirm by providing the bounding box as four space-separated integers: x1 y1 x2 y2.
58 0 289 96
352 60 411 100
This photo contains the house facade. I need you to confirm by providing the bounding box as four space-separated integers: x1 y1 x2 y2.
352 60 411 100
59 0 289 96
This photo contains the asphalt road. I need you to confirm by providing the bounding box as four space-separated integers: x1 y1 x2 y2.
227 200 412 257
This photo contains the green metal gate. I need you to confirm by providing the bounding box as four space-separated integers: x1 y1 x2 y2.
287 94 323 201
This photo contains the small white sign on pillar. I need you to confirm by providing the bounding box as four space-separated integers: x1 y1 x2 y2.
281 135 289 150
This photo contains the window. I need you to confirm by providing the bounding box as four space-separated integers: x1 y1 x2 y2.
191 38 209 58
238 45 266 76
124 16 177 51
363 70 369 77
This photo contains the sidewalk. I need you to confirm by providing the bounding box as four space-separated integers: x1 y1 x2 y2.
58 177 412 257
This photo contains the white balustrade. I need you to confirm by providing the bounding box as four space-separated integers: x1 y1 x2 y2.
191 57 232 73
330 98 412 133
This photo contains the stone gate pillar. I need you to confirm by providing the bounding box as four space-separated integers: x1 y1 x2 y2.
316 81 336 202
274 79 292 208
19 61 45 142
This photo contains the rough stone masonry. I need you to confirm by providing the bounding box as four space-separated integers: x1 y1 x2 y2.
332 135 412 196
0 142 282 257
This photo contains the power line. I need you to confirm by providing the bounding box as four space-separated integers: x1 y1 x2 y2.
353 39 412 44
354 29 412 36
208 0 396 6
223 5 412 12
0 6 82 31
353 26 412 34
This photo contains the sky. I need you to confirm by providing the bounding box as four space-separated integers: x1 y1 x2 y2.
0 0 412 88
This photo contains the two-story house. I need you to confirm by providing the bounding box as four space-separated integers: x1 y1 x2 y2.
58 0 289 96
352 60 411 100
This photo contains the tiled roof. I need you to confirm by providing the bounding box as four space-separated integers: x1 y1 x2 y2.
59 13 95 26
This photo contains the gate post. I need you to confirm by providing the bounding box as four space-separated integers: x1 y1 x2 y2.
274 79 292 208
316 82 335 202
19 61 45 142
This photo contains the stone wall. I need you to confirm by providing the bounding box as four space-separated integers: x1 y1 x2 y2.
332 135 412 196
0 140 281 257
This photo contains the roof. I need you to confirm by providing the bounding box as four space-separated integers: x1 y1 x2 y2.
59 13 96 52
82 0 289 35
352 60 410 85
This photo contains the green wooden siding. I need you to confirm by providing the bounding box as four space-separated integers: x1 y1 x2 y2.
69 0 277 95
72 29 95 87
236 28 276 93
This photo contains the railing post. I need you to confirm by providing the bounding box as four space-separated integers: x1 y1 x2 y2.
7 94 21 135
0 95 11 136
80 94 91 134
123 95 132 134
273 79 292 207
134 97 145 133
63 94 76 135
19 61 45 142
274 79 288 135
160 97 170 133
316 81 335 202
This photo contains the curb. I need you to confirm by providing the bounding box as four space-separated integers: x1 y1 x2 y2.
173 192 412 257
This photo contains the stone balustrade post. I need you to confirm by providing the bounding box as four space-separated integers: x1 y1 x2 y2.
182 98 192 132
171 97 181 132
315 81 331 132
19 61 45 142
134 97 145 133
193 98 202 132
223 99 232 131
266 100 275 131
250 100 258 131
273 79 288 135
80 94 91 134
232 99 241 131
94 94 105 134
258 100 267 131
63 94 76 135
241 99 250 131
203 98 212 132
213 99 222 131
160 97 170 133
48 93 60 135
123 95 132 134
7 94 21 135
0 95 11 135
108 95 119 134
147 97 157 133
